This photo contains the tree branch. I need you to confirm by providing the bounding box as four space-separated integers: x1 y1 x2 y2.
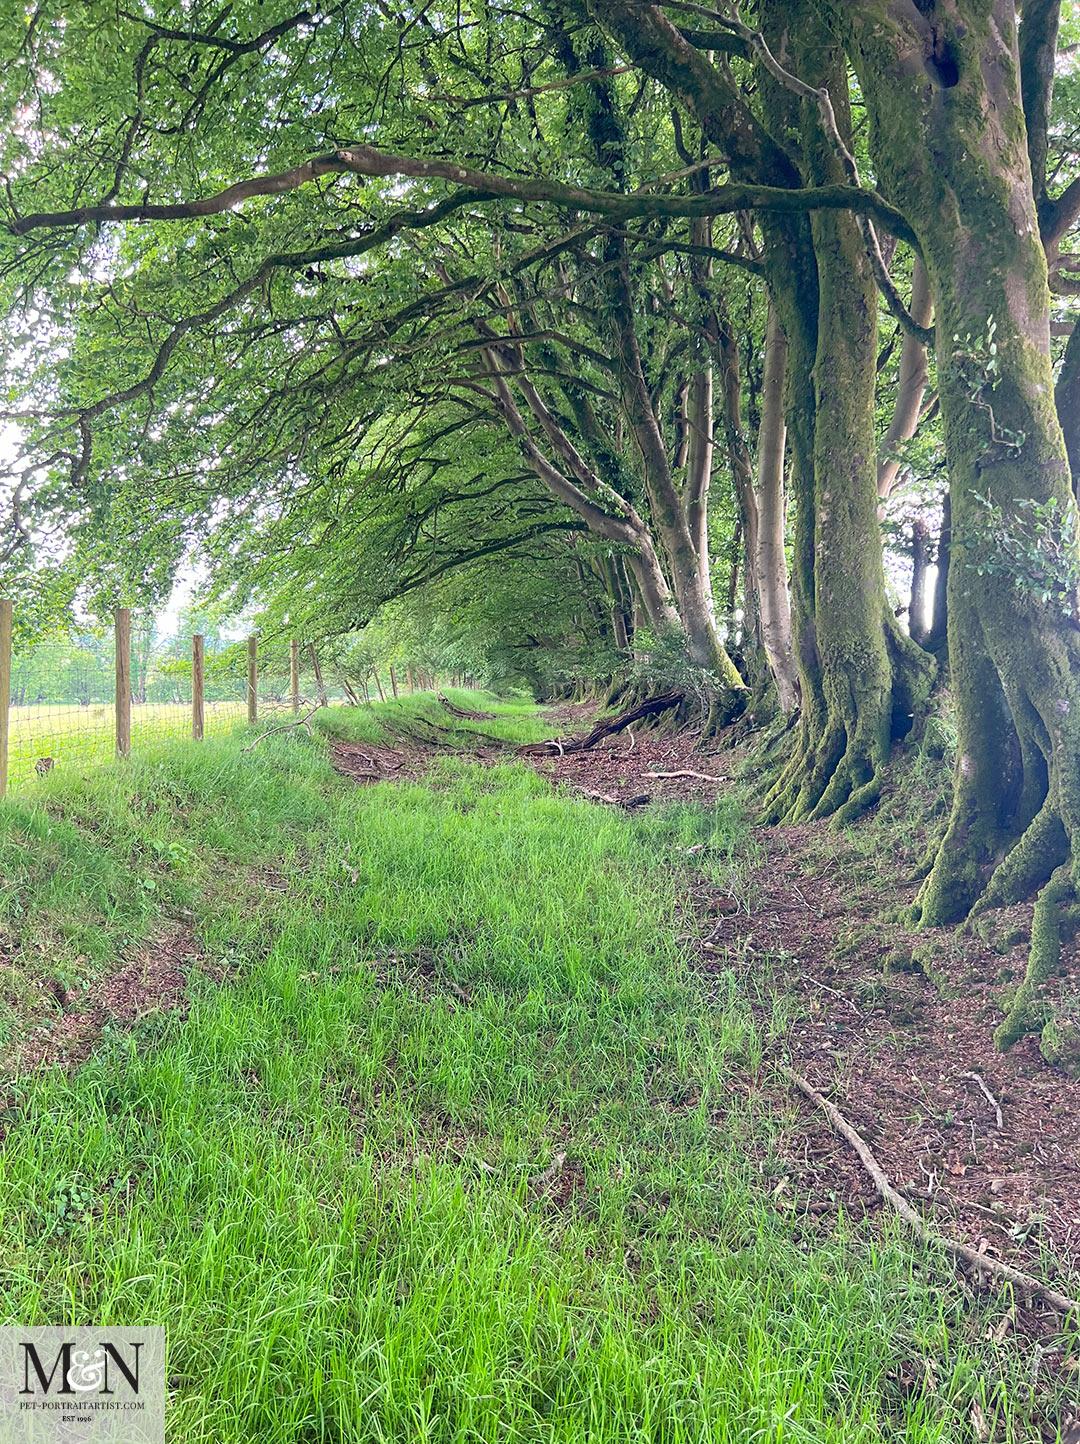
715 1 932 341
4 145 918 247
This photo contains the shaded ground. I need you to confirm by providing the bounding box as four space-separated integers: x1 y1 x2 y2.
525 701 731 807
518 702 1080 1333
709 819 1080 1334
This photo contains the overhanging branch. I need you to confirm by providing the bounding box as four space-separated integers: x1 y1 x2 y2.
5 144 917 247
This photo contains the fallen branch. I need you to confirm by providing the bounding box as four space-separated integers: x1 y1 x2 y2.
437 691 496 720
646 769 726 783
518 691 683 755
961 1071 1004 1130
241 705 321 752
781 1064 1079 1316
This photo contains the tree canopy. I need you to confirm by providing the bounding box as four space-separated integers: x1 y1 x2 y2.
3 0 1080 1044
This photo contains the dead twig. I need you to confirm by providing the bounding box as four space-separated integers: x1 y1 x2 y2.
781 1064 1079 1316
645 769 726 783
241 705 321 752
960 1071 1004 1130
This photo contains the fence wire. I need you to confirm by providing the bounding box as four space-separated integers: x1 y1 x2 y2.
0 618 443 795
7 631 267 789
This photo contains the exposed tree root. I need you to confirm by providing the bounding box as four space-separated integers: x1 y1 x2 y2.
782 1064 1079 1316
995 864 1074 1051
437 692 496 721
764 619 934 827
518 691 683 756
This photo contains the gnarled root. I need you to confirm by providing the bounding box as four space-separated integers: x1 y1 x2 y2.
995 863 1073 1051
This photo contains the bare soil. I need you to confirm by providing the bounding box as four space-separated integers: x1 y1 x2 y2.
15 923 196 1077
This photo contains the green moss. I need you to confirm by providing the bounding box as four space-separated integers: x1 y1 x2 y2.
883 947 920 975
995 864 1071 1050
1040 1013 1080 1076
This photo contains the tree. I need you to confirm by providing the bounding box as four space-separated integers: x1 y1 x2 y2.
3 0 1080 1044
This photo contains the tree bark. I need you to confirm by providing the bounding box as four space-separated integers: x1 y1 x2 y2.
761 0 934 824
755 303 800 713
309 643 328 707
909 518 930 646
836 2 1080 1013
877 257 933 501
609 251 746 695
715 296 761 638
927 491 951 656
1057 322 1080 494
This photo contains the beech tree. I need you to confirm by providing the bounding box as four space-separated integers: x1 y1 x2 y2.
1 0 1079 1043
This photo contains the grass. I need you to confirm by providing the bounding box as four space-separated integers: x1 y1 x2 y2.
0 695 1071 1441
6 699 249 785
3 687 552 788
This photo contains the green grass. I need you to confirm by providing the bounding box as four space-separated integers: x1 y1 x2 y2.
3 688 549 789
6 699 249 784
314 686 559 748
0 700 1070 1441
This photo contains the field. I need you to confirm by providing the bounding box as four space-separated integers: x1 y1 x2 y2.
7 700 254 784
0 694 1072 1441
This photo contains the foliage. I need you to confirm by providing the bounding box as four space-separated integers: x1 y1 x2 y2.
961 493 1080 618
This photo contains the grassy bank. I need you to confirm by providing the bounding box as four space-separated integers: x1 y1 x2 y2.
0 697 1061 1440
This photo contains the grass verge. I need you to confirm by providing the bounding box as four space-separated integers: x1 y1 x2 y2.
0 697 1068 1441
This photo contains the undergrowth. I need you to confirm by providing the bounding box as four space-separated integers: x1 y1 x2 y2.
0 694 1069 1441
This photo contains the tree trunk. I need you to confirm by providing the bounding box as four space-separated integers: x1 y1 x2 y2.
755 303 801 713
726 521 741 613
909 518 930 646
1057 321 1080 494
839 2 1080 1039
715 296 761 640
685 214 716 610
609 251 746 698
927 491 951 656
685 365 714 608
762 2 934 824
877 257 933 501
308 643 328 707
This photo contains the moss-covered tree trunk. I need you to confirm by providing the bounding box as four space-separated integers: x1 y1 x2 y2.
609 253 747 696
760 0 934 823
591 0 931 761
835 0 1080 1044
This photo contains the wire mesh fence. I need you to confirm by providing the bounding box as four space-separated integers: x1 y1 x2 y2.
0 602 457 797
0 609 365 796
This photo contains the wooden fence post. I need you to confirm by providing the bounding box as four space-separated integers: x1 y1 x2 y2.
0 599 11 799
192 634 205 740
247 635 258 724
290 639 300 713
115 607 132 759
